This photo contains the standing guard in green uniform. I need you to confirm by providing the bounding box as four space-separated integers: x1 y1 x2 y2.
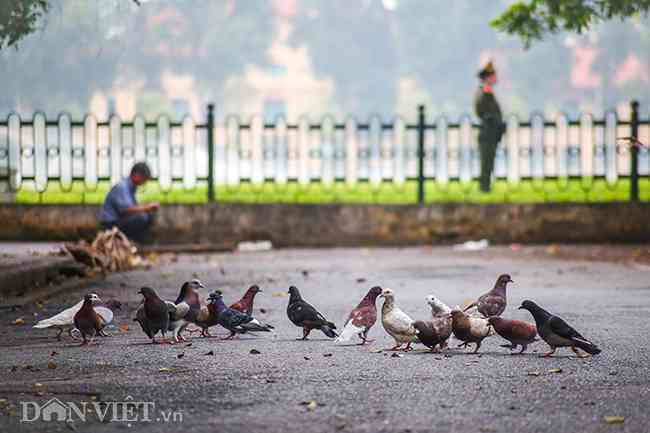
474 61 506 193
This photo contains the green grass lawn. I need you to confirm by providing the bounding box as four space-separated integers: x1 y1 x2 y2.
11 177 650 204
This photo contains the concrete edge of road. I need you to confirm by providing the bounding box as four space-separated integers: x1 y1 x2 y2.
0 256 96 308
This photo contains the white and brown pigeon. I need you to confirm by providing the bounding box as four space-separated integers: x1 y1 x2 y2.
380 288 418 351
463 274 513 317
33 294 117 340
450 308 494 353
414 295 454 352
73 294 109 346
335 286 382 345
519 300 601 358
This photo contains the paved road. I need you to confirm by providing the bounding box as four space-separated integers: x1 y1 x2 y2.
1 246 649 433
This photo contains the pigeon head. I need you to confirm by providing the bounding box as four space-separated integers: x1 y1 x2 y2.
287 286 303 303
379 288 394 299
368 286 383 297
518 300 538 312
425 295 450 313
138 286 158 299
496 274 514 286
247 285 262 295
84 293 102 304
208 290 223 302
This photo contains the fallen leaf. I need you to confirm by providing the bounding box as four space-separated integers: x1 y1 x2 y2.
50 351 58 357
118 324 130 332
177 353 185 359
158 368 173 373
391 353 403 358
250 349 261 355
356 278 366 283
185 343 193 347
34 383 43 388
369 348 383 353
271 291 288 297
13 318 25 326
323 353 333 357
548 368 562 374
546 244 559 255
47 361 57 370
527 371 541 377
259 308 267 314
204 351 214 356
306 401 317 411
304 356 311 361
603 416 625 424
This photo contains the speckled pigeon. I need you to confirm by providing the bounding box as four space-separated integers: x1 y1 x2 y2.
335 286 382 345
519 300 601 358
487 316 537 354
209 291 272 339
463 274 513 317
450 309 494 353
286 286 338 339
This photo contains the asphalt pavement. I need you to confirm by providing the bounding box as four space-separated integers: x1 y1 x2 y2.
0 246 649 433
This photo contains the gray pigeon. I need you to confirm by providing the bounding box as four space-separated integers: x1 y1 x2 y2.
463 274 513 317
134 287 175 344
208 291 273 339
519 300 601 358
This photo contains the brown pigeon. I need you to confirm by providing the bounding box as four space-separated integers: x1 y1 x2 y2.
450 309 494 353
230 285 262 316
463 274 513 317
73 294 107 346
414 316 452 352
487 317 537 354
334 286 382 345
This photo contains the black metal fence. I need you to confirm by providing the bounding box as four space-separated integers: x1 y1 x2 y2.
0 102 648 204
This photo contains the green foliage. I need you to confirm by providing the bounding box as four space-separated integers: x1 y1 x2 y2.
0 0 49 50
492 0 650 47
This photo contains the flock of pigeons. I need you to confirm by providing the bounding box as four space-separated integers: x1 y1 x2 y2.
33 274 601 358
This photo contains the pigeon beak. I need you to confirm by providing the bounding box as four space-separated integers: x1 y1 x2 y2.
509 278 514 283
517 305 524 310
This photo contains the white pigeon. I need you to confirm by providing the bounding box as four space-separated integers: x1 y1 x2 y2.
33 294 113 340
425 295 452 317
380 288 418 351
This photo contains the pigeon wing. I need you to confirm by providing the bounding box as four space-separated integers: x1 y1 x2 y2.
33 300 84 328
93 307 114 326
548 315 587 341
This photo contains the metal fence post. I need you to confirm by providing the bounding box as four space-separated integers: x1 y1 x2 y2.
417 104 426 204
630 100 640 202
207 103 215 203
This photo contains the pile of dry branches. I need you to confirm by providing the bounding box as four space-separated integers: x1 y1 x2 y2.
65 227 143 273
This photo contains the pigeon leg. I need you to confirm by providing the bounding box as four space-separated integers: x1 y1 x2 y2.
222 331 237 340
387 343 403 351
55 328 63 341
571 346 589 358
440 340 449 351
430 346 441 353
358 331 375 345
201 328 211 338
518 345 527 354
472 341 482 354
404 342 413 352
542 347 556 358
299 327 311 340
457 341 468 349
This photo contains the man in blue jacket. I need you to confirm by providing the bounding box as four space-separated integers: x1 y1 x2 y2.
99 162 159 243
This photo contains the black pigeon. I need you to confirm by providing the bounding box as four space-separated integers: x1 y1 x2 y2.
208 291 272 340
519 300 601 358
286 286 338 339
134 287 175 344
464 274 513 317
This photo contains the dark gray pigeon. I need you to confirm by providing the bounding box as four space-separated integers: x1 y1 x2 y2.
134 286 175 344
463 274 513 317
519 300 601 358
286 286 338 339
208 291 272 339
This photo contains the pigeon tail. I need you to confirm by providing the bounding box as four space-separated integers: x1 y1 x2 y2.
573 338 601 355
240 322 272 333
320 325 338 338
335 321 363 343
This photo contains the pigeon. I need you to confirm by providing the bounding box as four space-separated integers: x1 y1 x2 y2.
286 286 338 340
134 286 176 344
487 317 537 354
414 317 452 352
450 309 494 353
519 300 601 358
73 294 109 345
169 279 205 342
380 288 418 351
208 291 273 339
190 301 221 337
463 274 513 317
33 294 115 340
426 295 452 317
230 285 263 316
335 286 382 345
